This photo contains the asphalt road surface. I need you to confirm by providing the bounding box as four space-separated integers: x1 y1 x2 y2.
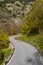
7 35 42 65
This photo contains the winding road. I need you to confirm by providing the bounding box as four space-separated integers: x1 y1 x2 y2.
7 35 42 65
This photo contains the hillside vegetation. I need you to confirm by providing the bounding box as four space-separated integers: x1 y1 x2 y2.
3 0 35 3
0 29 12 65
17 1 43 56
22 1 43 35
0 29 8 64
0 29 9 49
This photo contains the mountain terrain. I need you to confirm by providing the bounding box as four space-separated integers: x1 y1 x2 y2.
0 1 33 35
0 0 35 3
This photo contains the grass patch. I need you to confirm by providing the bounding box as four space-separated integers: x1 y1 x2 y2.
2 48 12 60
0 47 12 65
17 34 43 56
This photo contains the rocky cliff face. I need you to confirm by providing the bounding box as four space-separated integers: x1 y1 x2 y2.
0 8 16 35
6 1 32 22
0 7 23 35
0 1 34 35
4 0 35 3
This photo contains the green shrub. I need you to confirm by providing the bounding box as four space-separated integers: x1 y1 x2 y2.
0 29 9 49
27 27 39 36
0 50 4 64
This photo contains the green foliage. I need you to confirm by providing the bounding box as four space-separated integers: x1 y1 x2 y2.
22 1 43 36
2 48 12 60
0 48 12 65
0 29 12 65
0 1 5 8
0 29 9 49
0 50 4 64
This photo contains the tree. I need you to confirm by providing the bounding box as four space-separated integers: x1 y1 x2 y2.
22 1 43 36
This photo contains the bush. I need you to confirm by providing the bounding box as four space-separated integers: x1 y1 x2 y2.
0 50 4 64
0 29 9 49
27 27 39 36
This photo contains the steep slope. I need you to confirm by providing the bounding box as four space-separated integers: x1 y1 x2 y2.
0 8 16 35
4 0 35 3
0 7 23 35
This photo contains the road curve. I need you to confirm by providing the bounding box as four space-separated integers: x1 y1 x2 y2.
7 35 42 65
